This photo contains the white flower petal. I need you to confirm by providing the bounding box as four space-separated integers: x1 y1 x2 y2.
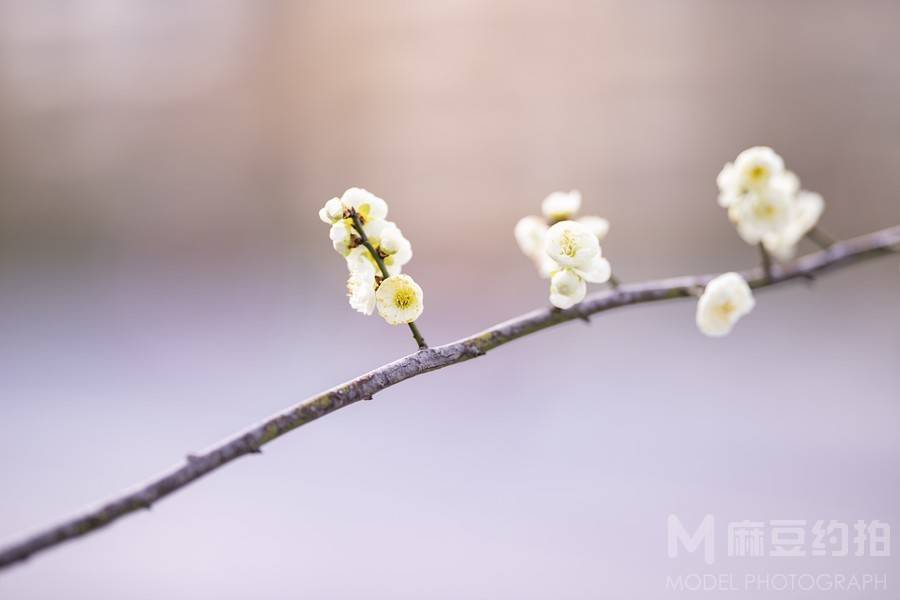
577 216 610 241
541 190 582 221
576 255 611 284
716 163 741 207
535 252 558 279
347 269 377 315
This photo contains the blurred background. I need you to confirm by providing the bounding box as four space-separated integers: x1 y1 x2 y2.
1 1 899 598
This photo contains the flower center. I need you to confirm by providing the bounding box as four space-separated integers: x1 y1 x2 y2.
717 300 736 317
748 165 768 183
393 288 415 309
560 232 578 258
754 201 777 221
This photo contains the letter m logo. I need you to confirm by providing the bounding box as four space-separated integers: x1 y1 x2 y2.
668 514 715 565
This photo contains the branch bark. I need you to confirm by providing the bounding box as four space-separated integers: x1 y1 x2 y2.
1 224 898 571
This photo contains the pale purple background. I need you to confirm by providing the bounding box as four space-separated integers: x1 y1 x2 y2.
1 1 899 598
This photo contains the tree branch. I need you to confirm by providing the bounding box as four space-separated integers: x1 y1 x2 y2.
1 224 898 572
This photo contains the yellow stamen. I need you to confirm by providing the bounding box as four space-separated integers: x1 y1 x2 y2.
393 288 416 310
560 232 578 258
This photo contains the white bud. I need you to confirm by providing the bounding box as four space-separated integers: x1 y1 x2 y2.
319 197 344 224
379 223 413 275
329 222 354 256
549 268 587 309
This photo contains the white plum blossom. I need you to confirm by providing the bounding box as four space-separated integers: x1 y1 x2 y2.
730 185 793 245
375 274 424 325
716 146 786 208
761 191 825 260
345 246 374 275
541 190 582 222
717 147 825 259
695 272 756 337
549 269 587 309
378 222 413 275
346 265 377 315
543 220 611 308
545 220 601 268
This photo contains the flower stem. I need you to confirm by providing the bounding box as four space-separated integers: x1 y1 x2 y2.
608 274 621 289
758 242 773 282
349 210 428 350
806 226 836 250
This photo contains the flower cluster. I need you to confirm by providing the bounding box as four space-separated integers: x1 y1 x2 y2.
514 191 612 308
319 188 423 325
717 146 824 260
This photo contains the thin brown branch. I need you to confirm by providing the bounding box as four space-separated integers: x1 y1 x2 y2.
1 224 898 572
759 242 773 282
